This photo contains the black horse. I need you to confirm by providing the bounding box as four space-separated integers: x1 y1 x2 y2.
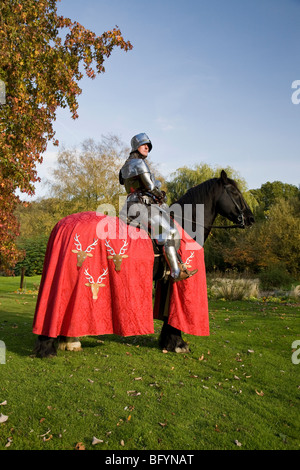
156 170 254 352
34 170 254 357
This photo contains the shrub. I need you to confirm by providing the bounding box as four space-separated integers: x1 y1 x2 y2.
14 237 48 276
210 276 259 301
258 265 295 290
289 285 300 300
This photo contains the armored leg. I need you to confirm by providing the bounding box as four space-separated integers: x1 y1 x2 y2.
120 199 198 281
164 240 181 280
150 205 198 282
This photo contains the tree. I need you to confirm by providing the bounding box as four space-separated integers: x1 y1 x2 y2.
48 136 128 212
14 136 166 275
251 181 299 219
15 197 70 240
166 163 256 209
0 0 132 272
222 197 300 276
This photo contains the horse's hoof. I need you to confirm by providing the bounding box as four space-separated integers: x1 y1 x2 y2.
58 339 82 352
67 342 82 352
175 344 190 353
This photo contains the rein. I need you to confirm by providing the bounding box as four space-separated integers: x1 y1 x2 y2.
173 214 245 231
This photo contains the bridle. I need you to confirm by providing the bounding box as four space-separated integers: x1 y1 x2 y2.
210 184 245 230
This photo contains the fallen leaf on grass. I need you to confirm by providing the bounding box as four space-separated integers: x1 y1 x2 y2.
120 439 125 446
0 413 8 423
255 389 264 396
234 439 242 447
159 421 167 427
43 434 53 442
92 436 103 445
0 400 7 406
75 442 86 450
5 437 12 447
127 390 141 396
39 429 51 438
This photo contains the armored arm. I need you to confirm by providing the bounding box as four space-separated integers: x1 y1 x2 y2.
139 172 165 200
120 158 166 201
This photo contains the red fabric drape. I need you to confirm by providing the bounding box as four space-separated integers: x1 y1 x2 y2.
32 212 209 338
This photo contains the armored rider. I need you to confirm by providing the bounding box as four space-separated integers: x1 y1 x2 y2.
119 132 198 282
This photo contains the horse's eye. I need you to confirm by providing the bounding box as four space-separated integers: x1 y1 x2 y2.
230 187 239 195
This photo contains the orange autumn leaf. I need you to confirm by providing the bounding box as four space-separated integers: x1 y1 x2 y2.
0 0 132 272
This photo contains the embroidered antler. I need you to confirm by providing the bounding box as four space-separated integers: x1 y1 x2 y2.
85 238 98 253
73 233 82 251
72 234 99 267
105 239 129 272
84 268 108 300
96 268 108 284
84 268 95 284
183 252 195 268
105 239 116 256
119 239 129 255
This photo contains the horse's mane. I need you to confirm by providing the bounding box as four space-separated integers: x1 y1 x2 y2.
174 175 239 206
174 177 219 206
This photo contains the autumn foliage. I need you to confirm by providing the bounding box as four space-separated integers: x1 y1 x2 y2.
0 0 132 271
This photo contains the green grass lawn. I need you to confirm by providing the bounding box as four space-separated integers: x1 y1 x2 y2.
0 275 299 450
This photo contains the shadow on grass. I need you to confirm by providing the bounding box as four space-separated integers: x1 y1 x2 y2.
1 322 163 360
86 331 162 350
0 290 164 358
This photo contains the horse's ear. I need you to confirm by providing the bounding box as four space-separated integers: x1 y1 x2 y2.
220 170 228 183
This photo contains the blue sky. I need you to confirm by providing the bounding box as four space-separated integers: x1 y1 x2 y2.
32 0 300 198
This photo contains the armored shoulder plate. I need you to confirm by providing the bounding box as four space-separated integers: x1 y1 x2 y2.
120 158 151 179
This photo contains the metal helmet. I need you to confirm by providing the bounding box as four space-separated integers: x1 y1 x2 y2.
130 133 152 152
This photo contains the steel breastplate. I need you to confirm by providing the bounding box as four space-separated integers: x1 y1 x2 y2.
121 158 152 194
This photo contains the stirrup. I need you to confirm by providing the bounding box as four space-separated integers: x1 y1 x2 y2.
172 264 198 282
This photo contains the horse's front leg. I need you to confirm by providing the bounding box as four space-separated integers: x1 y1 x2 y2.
159 320 190 353
34 335 58 358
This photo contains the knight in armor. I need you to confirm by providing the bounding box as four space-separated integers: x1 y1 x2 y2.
119 133 198 282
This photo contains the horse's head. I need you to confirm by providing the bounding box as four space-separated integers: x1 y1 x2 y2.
216 170 255 228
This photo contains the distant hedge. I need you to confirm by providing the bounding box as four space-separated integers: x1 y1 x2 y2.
14 236 48 276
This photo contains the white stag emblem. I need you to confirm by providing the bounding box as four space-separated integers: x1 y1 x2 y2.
84 268 108 300
105 239 129 272
72 234 98 267
182 252 194 269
